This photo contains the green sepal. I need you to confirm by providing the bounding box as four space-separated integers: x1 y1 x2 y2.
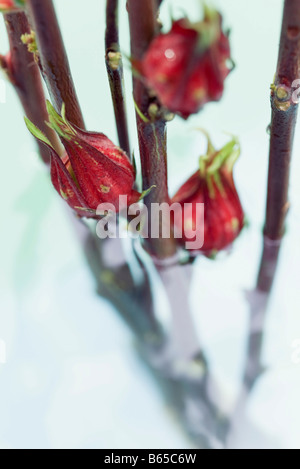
195 128 216 157
46 101 76 139
206 175 215 199
197 132 241 198
139 185 156 201
224 147 240 173
133 99 150 124
213 170 225 197
191 4 221 53
24 117 54 149
206 137 239 175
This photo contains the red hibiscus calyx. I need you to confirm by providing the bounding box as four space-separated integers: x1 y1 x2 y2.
25 101 142 219
172 132 245 255
140 5 233 119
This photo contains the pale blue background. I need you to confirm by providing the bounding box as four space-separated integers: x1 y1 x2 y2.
0 0 300 449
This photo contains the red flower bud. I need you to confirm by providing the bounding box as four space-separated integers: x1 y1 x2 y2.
141 8 232 119
172 134 244 255
25 102 140 218
0 0 24 12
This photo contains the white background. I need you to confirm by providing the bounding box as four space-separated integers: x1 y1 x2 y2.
0 0 300 449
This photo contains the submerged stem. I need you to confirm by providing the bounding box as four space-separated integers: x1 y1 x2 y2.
265 0 300 241
244 0 300 389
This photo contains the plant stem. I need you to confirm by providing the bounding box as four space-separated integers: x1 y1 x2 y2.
26 0 84 128
259 0 300 293
266 0 300 242
104 0 166 333
2 12 61 162
258 0 300 297
244 0 300 389
127 0 176 259
105 0 130 156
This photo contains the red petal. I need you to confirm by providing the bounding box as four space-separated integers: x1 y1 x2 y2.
172 172 244 253
61 138 135 212
71 127 133 171
50 149 95 218
172 171 202 203
142 15 231 118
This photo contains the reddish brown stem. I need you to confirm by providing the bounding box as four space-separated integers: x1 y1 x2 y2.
257 0 300 294
244 0 300 390
105 0 130 155
127 0 176 259
26 0 84 128
256 239 281 293
3 12 61 163
265 0 300 243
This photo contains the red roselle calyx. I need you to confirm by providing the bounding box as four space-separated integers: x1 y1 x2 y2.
140 7 232 119
172 134 244 256
0 0 24 12
25 102 140 218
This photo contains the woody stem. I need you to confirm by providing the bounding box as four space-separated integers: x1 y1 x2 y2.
127 0 177 259
3 11 61 162
105 0 131 156
26 0 85 128
244 0 300 388
259 0 300 296
264 1 300 243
